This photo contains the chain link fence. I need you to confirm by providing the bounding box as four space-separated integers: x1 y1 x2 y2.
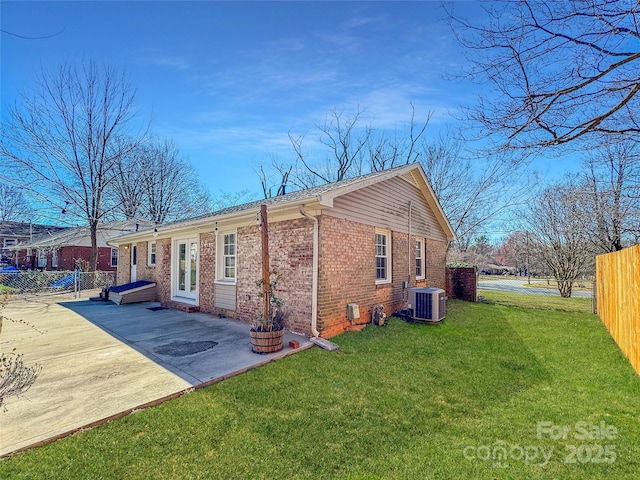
0 270 116 296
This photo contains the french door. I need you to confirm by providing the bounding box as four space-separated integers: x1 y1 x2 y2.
174 237 198 301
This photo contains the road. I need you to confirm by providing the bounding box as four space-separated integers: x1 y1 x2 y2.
478 277 593 298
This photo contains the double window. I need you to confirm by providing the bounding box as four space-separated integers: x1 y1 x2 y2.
111 248 118 267
375 229 391 284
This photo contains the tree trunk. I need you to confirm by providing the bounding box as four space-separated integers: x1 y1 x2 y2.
89 221 98 272
557 280 573 298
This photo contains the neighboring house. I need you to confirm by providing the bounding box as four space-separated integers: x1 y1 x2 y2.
110 164 456 338
11 219 153 271
0 221 67 267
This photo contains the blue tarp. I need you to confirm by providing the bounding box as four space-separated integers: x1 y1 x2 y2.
50 274 75 288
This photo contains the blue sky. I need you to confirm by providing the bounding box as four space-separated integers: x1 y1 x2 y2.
1 1 572 199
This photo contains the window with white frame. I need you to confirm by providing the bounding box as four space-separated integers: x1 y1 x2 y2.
37 250 47 268
52 249 59 268
222 232 236 281
148 241 157 266
375 229 391 284
416 238 425 280
3 239 17 248
111 248 118 267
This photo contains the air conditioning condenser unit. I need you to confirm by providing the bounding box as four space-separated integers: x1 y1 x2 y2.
408 287 446 323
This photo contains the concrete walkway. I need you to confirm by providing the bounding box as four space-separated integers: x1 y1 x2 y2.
0 292 311 457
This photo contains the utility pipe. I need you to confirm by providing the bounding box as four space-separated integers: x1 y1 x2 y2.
298 205 320 338
408 200 412 287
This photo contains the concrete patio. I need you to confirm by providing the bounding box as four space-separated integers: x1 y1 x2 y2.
0 292 311 457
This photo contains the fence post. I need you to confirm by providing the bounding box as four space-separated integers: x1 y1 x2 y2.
592 276 597 315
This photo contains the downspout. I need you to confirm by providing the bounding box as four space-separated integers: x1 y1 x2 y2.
408 200 412 286
298 205 320 338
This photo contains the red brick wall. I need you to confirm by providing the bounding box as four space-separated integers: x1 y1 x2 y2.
446 266 477 302
425 238 447 291
198 233 216 314
122 221 314 335
135 240 166 286
317 217 415 338
118 239 171 294
317 216 371 337
317 216 448 338
234 219 314 335
135 241 149 281
13 246 117 271
116 244 131 285
155 239 172 301
111 215 447 339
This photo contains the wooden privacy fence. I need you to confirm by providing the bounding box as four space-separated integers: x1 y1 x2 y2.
595 245 640 376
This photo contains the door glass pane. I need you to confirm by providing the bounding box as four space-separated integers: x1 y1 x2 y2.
178 243 186 291
190 242 197 292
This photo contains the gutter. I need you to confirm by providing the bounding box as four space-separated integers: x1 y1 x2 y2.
298 205 320 338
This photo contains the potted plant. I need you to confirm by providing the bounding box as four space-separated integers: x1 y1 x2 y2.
250 271 288 354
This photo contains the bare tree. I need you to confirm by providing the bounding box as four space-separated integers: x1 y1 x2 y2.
579 139 640 251
418 131 529 250
210 190 255 211
0 351 41 412
142 139 211 224
448 234 499 269
448 0 640 149
0 60 144 270
368 104 430 171
286 105 431 187
255 158 294 199
110 138 151 219
259 108 527 250
495 230 545 278
109 137 214 224
290 107 372 185
0 184 31 222
1 293 43 412
525 182 593 297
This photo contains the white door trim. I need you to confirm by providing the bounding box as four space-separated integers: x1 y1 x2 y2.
171 236 199 304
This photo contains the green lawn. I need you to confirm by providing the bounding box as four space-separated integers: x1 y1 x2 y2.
479 289 594 314
2 300 639 479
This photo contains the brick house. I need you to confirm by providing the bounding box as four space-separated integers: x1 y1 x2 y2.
110 164 455 338
10 219 152 271
0 221 68 267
